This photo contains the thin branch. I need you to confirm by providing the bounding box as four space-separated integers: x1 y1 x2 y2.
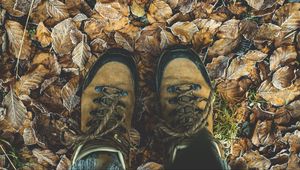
15 0 35 79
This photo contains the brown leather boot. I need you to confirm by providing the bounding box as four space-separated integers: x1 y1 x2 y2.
72 49 138 169
156 46 214 165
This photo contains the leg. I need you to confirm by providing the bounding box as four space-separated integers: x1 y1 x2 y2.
156 46 229 169
71 49 139 170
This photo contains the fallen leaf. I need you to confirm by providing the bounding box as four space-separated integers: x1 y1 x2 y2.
170 21 199 43
32 53 61 75
178 0 196 14
217 19 240 39
32 148 59 167
253 23 281 50
61 76 80 112
46 0 69 22
160 28 178 50
22 119 37 145
226 50 267 80
147 0 172 23
40 77 58 94
269 46 297 71
245 0 276 10
130 0 146 17
15 65 49 100
51 18 78 55
94 2 129 20
36 22 52 48
0 0 24 17
258 79 300 106
72 35 92 70
90 38 108 53
287 100 300 118
287 153 300 170
56 155 71 170
207 55 230 79
217 78 252 104
272 3 300 33
114 32 134 52
243 150 271 169
137 162 164 170
272 66 296 89
208 38 240 58
251 120 275 146
5 20 31 60
2 88 27 129
84 18 106 40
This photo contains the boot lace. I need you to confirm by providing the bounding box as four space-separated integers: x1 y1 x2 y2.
159 83 211 137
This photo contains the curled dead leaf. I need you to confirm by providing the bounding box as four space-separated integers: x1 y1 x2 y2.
208 38 240 58
251 120 275 146
56 155 71 170
36 22 52 48
217 19 240 39
61 76 80 112
287 100 300 118
22 119 37 145
245 0 276 10
72 35 92 70
95 2 129 20
258 79 300 106
114 32 134 52
243 150 271 169
170 21 198 43
46 0 69 22
15 64 49 99
269 46 297 71
206 55 230 79
84 18 106 40
217 78 252 104
51 18 78 55
147 0 172 23
32 148 59 167
253 23 281 50
3 89 27 130
272 66 296 89
178 0 196 14
160 28 177 50
32 53 61 76
5 20 31 60
130 0 146 17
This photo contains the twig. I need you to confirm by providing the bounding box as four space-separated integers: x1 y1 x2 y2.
0 144 17 170
15 0 35 79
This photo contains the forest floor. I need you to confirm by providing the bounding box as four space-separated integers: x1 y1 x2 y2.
0 0 300 169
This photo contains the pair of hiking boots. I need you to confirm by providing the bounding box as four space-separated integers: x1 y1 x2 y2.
71 46 214 169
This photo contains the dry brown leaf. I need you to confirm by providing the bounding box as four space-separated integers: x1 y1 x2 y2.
178 0 196 14
147 0 172 23
36 22 52 48
287 153 300 170
287 100 300 119
135 24 161 55
51 18 77 55
40 77 58 94
243 150 271 169
245 0 276 10
0 0 25 17
208 38 240 58
137 162 164 170
272 66 296 89
84 18 106 40
32 53 61 75
72 35 92 70
22 119 37 145
56 155 71 170
258 79 300 106
15 65 49 99
192 19 222 49
160 28 177 50
114 32 134 52
217 19 240 39
273 3 300 33
5 20 31 60
131 0 146 17
226 50 267 80
46 0 69 22
61 76 80 112
90 38 108 53
95 2 129 20
207 55 230 79
217 78 252 104
253 23 281 50
170 21 198 43
32 148 59 167
251 120 274 146
231 138 253 158
269 46 297 71
2 88 27 130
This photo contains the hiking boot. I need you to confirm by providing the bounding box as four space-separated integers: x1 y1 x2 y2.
72 48 139 169
156 46 214 164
